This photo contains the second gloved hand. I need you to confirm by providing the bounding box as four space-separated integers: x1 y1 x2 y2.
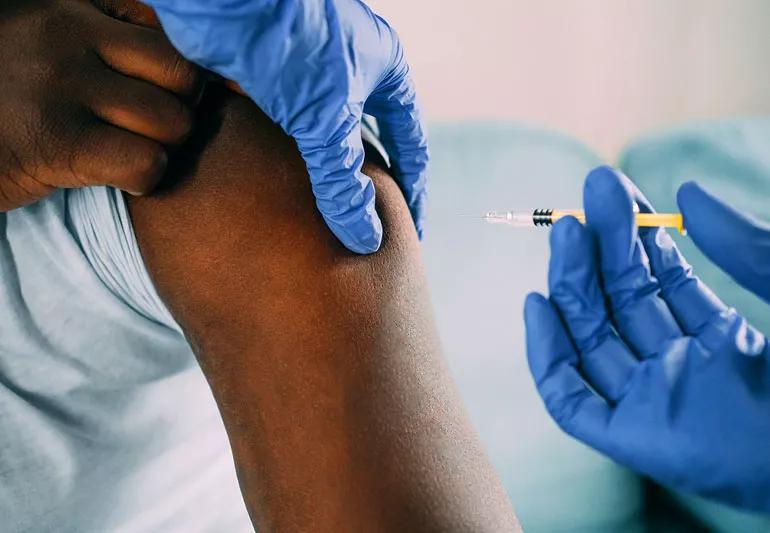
144 0 429 254
525 166 770 511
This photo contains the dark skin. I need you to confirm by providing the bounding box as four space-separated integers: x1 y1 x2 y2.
0 0 202 208
130 88 519 531
24 2 520 530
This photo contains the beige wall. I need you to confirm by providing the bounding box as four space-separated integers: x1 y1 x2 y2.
368 0 770 159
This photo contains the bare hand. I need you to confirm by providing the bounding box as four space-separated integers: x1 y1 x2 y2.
0 0 203 208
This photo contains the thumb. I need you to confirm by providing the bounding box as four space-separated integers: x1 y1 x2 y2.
297 120 383 255
364 39 429 239
678 181 770 303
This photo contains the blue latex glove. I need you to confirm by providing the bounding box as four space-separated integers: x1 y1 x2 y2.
525 166 770 511
678 181 770 304
142 0 429 254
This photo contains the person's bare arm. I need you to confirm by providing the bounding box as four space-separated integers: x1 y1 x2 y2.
127 84 517 532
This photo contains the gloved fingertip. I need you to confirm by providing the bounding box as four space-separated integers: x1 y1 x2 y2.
676 181 709 212
352 221 384 254
584 165 625 192
675 180 770 304
524 293 566 352
345 235 383 255
585 165 624 188
325 209 384 255
524 292 548 316
583 167 638 267
524 293 554 368
676 180 758 237
549 215 585 249
588 166 652 215
676 180 745 240
584 166 634 219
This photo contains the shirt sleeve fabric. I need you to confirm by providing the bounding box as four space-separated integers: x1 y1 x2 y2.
66 186 182 334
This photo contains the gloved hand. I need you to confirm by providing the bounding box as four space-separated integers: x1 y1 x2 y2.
142 0 429 254
525 166 770 511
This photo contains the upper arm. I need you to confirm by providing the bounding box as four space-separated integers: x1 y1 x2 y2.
127 85 517 532
129 87 426 359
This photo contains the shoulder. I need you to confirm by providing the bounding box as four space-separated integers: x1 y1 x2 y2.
127 86 420 339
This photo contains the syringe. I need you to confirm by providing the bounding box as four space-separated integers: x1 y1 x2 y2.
482 208 686 234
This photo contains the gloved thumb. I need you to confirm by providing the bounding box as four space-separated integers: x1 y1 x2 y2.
677 181 770 303
364 59 429 240
297 122 383 255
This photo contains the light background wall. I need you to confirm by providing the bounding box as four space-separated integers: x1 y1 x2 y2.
367 0 770 160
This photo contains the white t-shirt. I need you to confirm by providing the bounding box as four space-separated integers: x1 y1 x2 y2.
0 185 252 532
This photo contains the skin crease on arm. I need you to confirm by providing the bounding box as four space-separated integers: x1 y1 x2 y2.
128 84 518 532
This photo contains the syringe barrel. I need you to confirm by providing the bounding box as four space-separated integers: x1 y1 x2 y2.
483 211 536 227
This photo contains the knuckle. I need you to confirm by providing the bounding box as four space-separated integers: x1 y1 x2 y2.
165 53 200 94
546 392 579 432
30 5 101 86
43 2 92 45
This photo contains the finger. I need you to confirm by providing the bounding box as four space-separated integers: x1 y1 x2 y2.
626 185 728 335
697 309 769 361
640 228 728 335
95 16 203 99
678 181 770 304
548 217 639 403
297 120 383 254
364 64 429 239
584 166 682 358
67 120 167 195
89 71 193 145
0 173 54 212
635 181 768 361
524 293 613 447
